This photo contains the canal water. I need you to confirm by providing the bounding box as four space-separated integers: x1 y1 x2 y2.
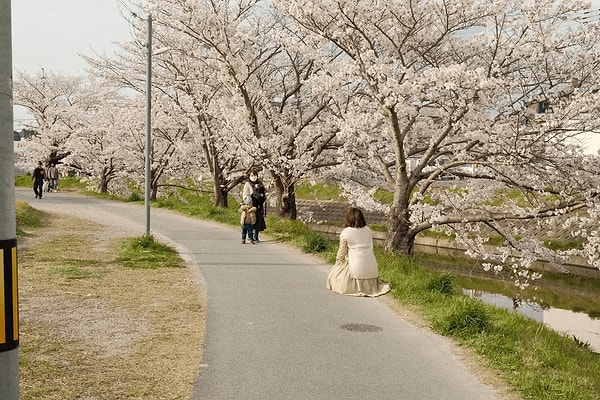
463 289 600 353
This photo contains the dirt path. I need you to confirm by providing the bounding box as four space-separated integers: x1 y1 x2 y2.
18 210 206 400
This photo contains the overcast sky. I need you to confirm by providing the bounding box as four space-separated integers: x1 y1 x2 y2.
11 0 133 76
11 0 135 127
12 0 599 76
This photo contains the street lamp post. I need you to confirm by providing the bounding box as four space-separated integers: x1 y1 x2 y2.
143 16 172 237
145 14 152 236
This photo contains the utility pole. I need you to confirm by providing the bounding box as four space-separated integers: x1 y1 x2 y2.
0 0 20 398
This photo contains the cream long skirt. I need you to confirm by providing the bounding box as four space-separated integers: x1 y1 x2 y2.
326 260 391 297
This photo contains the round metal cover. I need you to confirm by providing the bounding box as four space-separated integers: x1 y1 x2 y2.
340 323 383 333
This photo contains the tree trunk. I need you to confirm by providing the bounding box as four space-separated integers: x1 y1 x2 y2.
97 176 108 193
213 179 228 208
97 165 115 193
151 167 163 201
48 148 70 167
272 177 297 219
282 189 297 220
384 206 415 255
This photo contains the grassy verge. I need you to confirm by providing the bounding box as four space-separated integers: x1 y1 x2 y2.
15 174 88 192
116 235 185 270
374 252 600 399
15 200 43 237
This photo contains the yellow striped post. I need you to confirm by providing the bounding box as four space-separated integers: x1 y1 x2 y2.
0 239 18 352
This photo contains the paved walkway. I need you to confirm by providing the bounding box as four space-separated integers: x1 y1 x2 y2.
15 189 504 400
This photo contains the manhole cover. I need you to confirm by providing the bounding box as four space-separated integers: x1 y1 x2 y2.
340 323 383 333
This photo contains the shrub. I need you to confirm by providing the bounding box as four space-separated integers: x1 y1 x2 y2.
133 234 157 249
436 297 490 337
127 192 143 202
303 232 328 253
427 272 455 296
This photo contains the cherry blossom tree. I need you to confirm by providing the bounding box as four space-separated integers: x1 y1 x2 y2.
63 90 130 193
14 66 187 197
14 71 141 193
86 28 232 201
86 8 251 206
146 0 343 217
13 71 91 167
16 0 600 280
148 47 248 207
273 0 600 276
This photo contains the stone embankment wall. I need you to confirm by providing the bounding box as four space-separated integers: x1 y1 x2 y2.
297 200 600 279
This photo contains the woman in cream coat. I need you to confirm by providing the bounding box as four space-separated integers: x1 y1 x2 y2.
326 208 391 297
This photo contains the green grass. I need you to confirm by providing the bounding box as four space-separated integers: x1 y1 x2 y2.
544 238 583 250
116 234 184 270
15 200 44 237
154 188 240 225
427 272 455 296
52 261 101 279
303 231 330 253
14 174 32 188
295 181 346 201
373 188 393 204
374 251 600 400
434 296 491 337
15 174 87 191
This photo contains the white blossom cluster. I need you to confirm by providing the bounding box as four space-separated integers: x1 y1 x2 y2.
14 0 600 284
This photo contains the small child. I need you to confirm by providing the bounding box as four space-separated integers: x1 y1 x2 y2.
43 177 51 193
239 196 257 244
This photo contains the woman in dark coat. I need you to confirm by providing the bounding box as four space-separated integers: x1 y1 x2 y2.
242 170 267 242
251 181 267 241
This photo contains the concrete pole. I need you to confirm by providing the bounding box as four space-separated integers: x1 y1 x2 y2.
0 0 20 398
145 14 152 237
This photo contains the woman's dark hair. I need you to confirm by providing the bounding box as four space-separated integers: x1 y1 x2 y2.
344 207 367 228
